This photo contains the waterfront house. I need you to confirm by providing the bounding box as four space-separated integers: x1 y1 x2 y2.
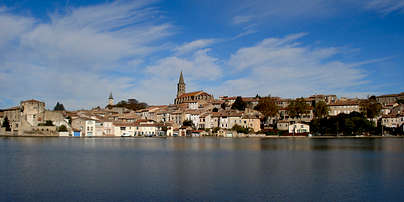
71 117 96 136
288 123 310 134
113 122 136 136
95 119 114 136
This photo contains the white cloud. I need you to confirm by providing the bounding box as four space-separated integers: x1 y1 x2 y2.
232 15 253 24
141 48 222 104
0 12 34 48
0 0 173 109
230 0 341 24
0 1 392 108
174 39 216 55
366 0 404 14
217 33 379 98
148 48 222 81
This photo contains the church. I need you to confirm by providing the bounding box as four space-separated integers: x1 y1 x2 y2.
174 72 214 105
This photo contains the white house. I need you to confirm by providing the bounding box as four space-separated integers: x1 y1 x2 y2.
95 120 114 136
113 122 136 136
71 117 96 136
289 123 310 134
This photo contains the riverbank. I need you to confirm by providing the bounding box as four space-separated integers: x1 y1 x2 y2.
1 134 404 139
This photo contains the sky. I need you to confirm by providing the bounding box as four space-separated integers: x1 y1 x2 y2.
0 0 403 109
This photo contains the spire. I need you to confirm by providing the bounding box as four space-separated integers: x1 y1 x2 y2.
109 92 113 99
177 71 186 98
179 71 184 84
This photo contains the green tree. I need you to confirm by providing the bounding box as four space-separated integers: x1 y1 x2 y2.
54 102 65 111
115 99 148 111
2 116 11 131
57 125 68 132
310 112 375 136
231 96 246 111
254 97 279 118
288 98 311 120
231 124 250 134
360 97 382 118
39 120 54 126
313 101 329 119
212 127 220 134
182 120 194 128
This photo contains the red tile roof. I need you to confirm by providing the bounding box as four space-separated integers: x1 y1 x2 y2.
178 91 212 98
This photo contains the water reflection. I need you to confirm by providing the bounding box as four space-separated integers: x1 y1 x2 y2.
1 137 404 201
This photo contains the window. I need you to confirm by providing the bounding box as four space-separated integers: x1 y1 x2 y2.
120 127 126 130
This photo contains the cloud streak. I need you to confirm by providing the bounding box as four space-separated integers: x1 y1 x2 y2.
216 33 381 98
174 39 217 55
0 0 173 109
366 0 404 14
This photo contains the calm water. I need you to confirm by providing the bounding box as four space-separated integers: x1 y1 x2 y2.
1 137 404 202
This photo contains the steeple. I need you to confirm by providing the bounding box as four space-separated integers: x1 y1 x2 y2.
177 71 186 98
108 92 114 106
179 71 185 84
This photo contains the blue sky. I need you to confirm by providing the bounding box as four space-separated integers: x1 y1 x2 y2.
0 0 403 109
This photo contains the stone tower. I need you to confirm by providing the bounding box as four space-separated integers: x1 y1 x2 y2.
108 92 114 106
177 71 186 97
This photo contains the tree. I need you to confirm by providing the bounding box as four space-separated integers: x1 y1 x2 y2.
39 120 54 126
54 102 65 111
360 97 382 118
231 96 246 111
212 127 220 133
182 120 194 127
254 97 279 118
2 116 11 131
288 98 310 120
57 125 68 132
310 112 376 136
231 124 250 134
313 101 329 119
115 99 148 111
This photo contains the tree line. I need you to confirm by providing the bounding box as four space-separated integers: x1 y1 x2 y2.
251 95 387 136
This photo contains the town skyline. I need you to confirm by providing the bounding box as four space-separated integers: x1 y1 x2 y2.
2 71 404 112
1 0 404 109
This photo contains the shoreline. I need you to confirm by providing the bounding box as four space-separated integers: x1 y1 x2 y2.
1 134 403 139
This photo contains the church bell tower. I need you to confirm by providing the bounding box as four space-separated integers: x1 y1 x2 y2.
108 92 114 106
177 71 186 97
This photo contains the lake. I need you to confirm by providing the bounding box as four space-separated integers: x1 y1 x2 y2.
1 137 404 201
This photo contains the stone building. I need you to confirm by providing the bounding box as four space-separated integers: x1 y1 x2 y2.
328 100 361 116
376 92 404 106
1 106 21 132
0 99 67 135
174 72 214 104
